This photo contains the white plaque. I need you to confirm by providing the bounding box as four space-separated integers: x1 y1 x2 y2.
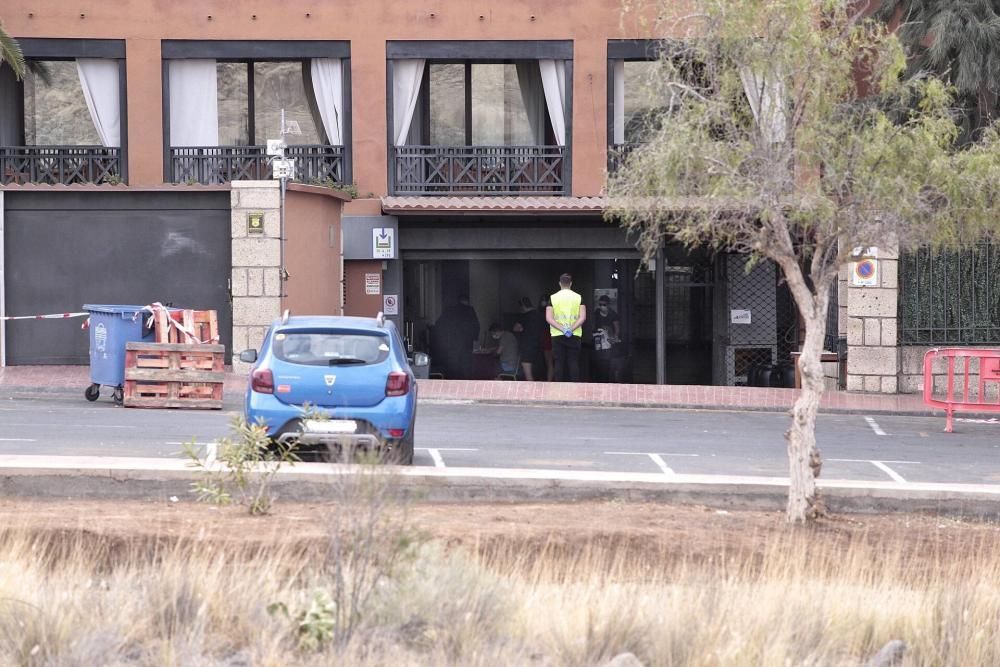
730 309 752 325
364 272 381 295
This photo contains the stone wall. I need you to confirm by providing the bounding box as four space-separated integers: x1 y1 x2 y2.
845 248 899 393
230 181 282 374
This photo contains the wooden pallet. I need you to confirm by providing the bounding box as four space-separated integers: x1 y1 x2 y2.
154 309 219 345
123 342 225 409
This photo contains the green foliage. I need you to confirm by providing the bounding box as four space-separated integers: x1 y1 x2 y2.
0 22 25 80
182 415 299 515
875 0 1000 143
309 178 359 199
607 0 1000 277
268 591 338 651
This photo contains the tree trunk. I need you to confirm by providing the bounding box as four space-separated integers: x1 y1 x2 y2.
786 286 830 523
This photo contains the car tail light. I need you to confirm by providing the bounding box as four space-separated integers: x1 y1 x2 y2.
385 371 410 397
389 428 405 438
251 368 274 394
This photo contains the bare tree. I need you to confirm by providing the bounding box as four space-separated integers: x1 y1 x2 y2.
608 0 1000 522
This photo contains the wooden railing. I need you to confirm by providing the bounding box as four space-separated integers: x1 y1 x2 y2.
392 145 567 196
1 146 121 185
170 144 345 185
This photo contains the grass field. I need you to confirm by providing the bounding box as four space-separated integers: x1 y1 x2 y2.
0 499 997 666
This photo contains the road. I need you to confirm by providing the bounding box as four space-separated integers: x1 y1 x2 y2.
0 391 999 486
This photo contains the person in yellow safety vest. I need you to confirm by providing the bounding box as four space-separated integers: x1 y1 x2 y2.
545 273 587 382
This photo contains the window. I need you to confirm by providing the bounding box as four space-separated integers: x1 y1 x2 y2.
430 64 464 145
22 61 101 146
274 331 390 366
216 63 248 146
426 62 537 146
253 62 323 145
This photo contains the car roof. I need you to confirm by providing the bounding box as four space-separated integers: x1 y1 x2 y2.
274 315 393 333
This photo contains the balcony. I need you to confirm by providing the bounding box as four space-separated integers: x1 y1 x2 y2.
1 146 121 185
169 144 344 185
393 145 566 196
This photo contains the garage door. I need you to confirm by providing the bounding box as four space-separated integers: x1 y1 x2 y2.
3 190 232 364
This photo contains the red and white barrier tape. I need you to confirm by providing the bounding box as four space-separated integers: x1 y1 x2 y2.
1 312 89 321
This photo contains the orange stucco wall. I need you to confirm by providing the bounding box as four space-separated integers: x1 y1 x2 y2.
3 0 677 194
283 186 343 316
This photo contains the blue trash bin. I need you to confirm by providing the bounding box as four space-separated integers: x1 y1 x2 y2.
83 304 156 404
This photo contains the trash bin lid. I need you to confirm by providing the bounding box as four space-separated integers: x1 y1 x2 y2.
83 304 152 315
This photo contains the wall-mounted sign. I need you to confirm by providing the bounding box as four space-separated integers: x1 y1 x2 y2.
272 158 295 180
850 247 879 287
373 227 395 259
730 309 752 325
364 272 381 295
247 212 264 235
383 294 399 316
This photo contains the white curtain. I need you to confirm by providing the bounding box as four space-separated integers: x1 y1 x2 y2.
168 59 219 146
739 67 786 144
393 59 425 146
539 59 567 146
612 59 626 145
310 58 343 145
515 61 546 145
76 59 121 147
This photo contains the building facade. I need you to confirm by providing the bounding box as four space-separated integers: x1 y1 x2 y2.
0 1 981 390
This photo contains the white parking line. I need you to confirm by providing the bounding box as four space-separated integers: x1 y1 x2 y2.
604 451 680 475
425 448 445 468
871 461 907 483
416 447 478 469
647 454 675 475
830 458 916 483
0 438 36 442
864 417 887 436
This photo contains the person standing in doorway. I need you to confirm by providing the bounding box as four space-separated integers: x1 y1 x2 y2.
513 296 544 381
545 273 586 382
538 296 555 381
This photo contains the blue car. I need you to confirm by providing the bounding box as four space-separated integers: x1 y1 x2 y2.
240 313 418 464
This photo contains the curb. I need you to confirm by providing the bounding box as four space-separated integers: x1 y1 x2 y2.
0 457 997 519
0 385 949 418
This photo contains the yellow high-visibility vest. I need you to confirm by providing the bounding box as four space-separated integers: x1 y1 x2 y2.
550 289 582 337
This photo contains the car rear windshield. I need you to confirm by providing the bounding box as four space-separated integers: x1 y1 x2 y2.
272 330 390 366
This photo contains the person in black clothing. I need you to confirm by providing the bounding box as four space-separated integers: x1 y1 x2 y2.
432 295 480 379
592 295 621 382
512 296 544 381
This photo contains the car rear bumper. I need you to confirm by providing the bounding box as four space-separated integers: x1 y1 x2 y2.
245 390 415 441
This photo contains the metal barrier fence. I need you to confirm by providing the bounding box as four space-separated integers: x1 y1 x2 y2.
923 347 1000 432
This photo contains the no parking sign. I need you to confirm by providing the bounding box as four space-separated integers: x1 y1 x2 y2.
851 247 878 287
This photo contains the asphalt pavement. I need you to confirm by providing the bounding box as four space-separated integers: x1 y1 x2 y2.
0 391 998 486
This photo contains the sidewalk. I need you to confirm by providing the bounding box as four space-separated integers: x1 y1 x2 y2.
0 365 937 415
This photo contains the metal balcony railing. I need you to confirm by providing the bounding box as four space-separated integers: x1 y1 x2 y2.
392 145 567 196
170 144 345 185
1 146 121 185
608 142 641 171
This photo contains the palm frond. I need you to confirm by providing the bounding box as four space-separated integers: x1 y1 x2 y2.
0 22 26 80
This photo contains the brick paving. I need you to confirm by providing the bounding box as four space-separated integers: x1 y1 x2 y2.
0 366 935 415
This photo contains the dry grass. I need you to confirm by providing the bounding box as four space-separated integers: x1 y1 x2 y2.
0 512 999 666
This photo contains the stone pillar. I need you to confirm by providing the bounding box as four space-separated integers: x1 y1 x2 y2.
231 181 282 374
846 247 899 393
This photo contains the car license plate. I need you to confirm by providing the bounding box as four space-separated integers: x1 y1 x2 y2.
303 419 357 434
